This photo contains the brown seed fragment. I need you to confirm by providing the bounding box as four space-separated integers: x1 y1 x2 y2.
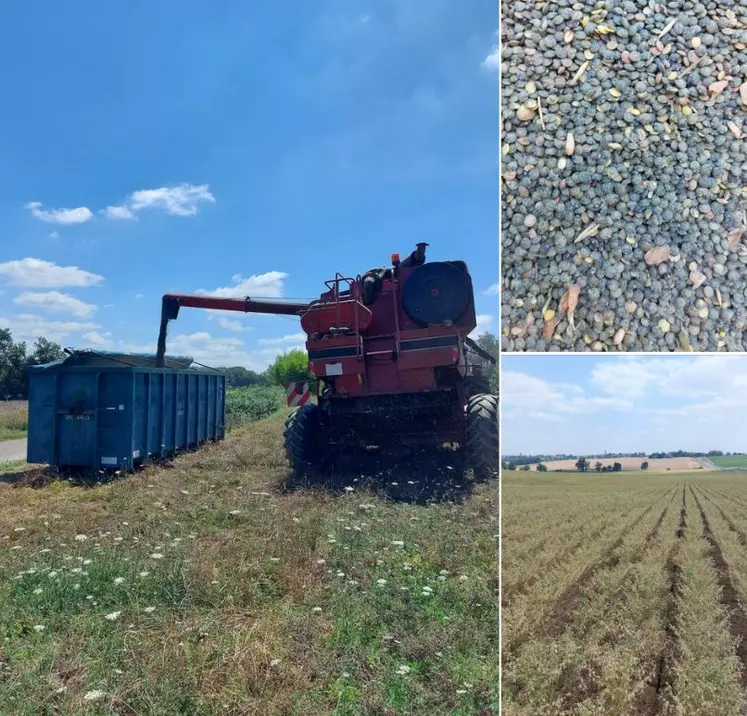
543 316 559 339
644 246 672 265
689 268 706 288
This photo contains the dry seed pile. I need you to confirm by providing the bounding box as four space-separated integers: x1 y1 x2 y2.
501 0 747 352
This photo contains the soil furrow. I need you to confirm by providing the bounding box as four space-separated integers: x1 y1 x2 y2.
697 487 747 547
690 485 747 689
638 486 687 716
503 521 609 607
507 487 676 657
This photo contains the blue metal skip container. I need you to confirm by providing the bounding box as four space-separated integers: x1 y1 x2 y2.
27 350 226 470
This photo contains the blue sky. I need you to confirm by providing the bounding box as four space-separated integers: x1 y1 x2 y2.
0 2 498 370
502 356 747 455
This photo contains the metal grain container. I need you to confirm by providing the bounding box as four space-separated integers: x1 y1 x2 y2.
27 350 225 469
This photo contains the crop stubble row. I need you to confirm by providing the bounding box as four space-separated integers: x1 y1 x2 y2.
503 477 747 715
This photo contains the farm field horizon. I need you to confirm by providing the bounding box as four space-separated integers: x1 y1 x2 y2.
519 456 711 472
502 468 747 715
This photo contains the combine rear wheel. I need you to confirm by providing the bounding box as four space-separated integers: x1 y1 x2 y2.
465 393 499 481
465 375 492 398
284 403 327 477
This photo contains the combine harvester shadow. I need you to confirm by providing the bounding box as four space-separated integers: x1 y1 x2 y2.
282 447 489 505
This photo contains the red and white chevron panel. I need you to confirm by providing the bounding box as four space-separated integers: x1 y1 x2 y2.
285 381 310 407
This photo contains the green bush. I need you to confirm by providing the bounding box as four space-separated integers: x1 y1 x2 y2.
267 349 311 386
225 385 285 429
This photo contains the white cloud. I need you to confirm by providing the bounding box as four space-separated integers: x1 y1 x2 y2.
0 314 99 342
13 291 97 318
197 271 288 299
102 205 136 220
135 294 144 299
219 318 245 332
590 357 747 400
483 283 499 296
25 201 93 225
471 314 494 337
502 370 632 415
482 37 499 71
0 258 104 288
258 333 307 346
129 183 215 217
81 331 113 348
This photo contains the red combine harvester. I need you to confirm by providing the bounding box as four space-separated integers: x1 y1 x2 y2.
155 244 498 478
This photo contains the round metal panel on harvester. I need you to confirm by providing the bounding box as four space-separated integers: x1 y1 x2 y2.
402 262 471 327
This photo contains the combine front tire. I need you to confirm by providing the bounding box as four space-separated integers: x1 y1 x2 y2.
466 393 499 481
284 403 324 477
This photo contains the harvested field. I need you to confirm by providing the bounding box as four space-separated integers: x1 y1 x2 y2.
0 411 498 715
502 469 747 715
527 456 703 471
0 400 27 441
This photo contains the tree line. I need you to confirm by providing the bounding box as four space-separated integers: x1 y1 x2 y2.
0 329 499 399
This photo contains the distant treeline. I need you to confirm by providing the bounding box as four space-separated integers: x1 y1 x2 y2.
503 452 647 466
504 449 733 468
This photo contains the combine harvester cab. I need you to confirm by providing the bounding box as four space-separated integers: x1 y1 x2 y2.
154 243 498 479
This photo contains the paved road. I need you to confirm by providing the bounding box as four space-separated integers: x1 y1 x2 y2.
0 438 27 463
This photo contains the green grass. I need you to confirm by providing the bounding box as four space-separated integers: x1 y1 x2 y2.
225 385 285 429
0 411 498 714
0 401 27 441
707 454 747 468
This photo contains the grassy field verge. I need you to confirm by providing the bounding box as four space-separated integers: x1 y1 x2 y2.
502 470 747 715
707 454 747 468
225 385 285 430
0 411 498 714
0 401 27 441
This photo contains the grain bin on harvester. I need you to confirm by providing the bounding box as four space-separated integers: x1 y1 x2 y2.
155 244 499 478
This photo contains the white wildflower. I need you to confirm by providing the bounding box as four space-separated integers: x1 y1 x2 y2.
336 571 345 578
459 575 469 582
376 579 387 586
344 486 354 492
14 527 26 532
33 624 45 632
292 517 300 523
71 568 83 574
39 548 51 554
392 540 404 547
269 557 280 563
104 611 121 621
312 606 322 613
75 534 87 542
342 671 350 678
33 588 43 595
83 559 92 565
150 553 164 560
456 689 467 695
144 606 156 613
180 490 190 495
73 584 80 590
138 571 150 578
229 510 241 516
113 577 125 585
270 658 281 667
83 690 106 701
396 665 411 675
316 559 326 566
